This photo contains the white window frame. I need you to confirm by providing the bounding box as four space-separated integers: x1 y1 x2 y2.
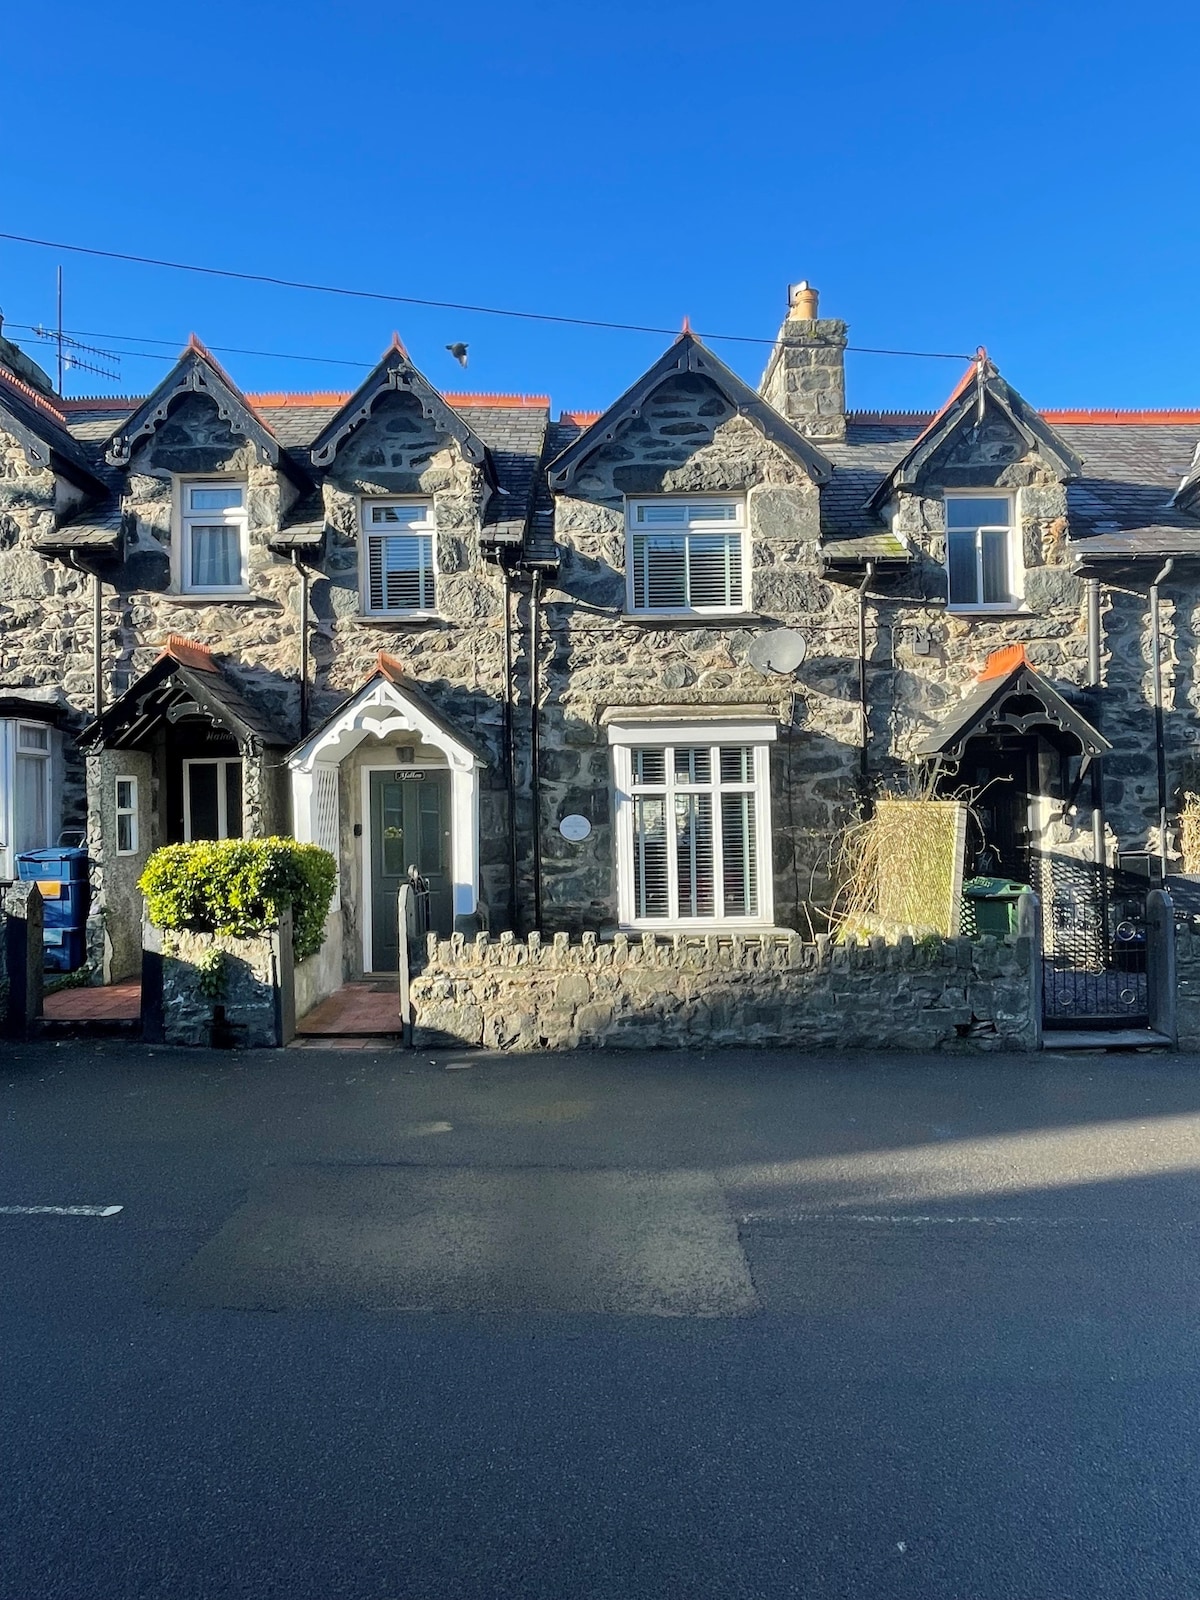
609 719 775 929
625 496 750 617
179 479 249 596
182 757 243 842
115 775 139 856
359 498 438 617
943 490 1022 613
9 721 55 874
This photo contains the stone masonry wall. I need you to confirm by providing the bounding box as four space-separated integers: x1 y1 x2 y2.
411 927 1039 1053
541 370 860 931
156 924 284 1048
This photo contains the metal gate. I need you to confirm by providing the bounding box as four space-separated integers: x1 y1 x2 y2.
1029 855 1148 1025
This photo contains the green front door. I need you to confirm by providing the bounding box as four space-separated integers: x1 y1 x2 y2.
368 768 453 970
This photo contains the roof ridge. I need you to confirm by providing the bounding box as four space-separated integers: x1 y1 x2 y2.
0 364 70 425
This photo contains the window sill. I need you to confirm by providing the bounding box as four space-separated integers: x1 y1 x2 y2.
350 612 443 628
168 592 273 607
618 921 780 934
620 611 763 626
947 605 1029 618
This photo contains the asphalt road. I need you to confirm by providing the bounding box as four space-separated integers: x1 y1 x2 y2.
5 1039 1200 1599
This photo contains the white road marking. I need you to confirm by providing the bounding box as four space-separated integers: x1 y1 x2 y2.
741 1212 1083 1226
0 1205 123 1217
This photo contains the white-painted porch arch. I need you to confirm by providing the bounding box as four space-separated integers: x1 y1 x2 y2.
288 675 481 925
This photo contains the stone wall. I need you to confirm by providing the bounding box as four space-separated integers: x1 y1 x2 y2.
541 370 857 929
410 926 1040 1053
149 921 290 1048
1174 919 1200 1051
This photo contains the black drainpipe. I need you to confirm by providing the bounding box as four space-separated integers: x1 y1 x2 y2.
1150 559 1174 879
1085 576 1106 868
291 553 310 739
500 562 520 933
857 560 875 811
66 554 103 720
529 569 544 932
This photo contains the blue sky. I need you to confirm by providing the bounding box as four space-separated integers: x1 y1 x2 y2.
2 0 1197 413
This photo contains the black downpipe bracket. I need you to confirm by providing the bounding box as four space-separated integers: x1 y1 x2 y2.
529 570 543 932
1150 559 1174 879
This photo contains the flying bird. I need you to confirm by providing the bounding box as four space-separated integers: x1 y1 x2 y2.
446 342 469 368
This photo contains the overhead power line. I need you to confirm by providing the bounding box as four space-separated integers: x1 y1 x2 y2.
3 320 372 372
0 229 973 362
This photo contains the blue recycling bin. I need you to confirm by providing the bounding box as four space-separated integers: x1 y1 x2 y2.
17 845 90 971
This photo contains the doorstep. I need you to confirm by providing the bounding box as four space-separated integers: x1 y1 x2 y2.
295 980 405 1040
1044 1027 1173 1052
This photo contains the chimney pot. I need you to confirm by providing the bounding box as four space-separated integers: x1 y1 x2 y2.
788 281 820 320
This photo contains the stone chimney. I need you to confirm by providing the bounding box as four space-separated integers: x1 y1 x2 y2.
759 281 847 443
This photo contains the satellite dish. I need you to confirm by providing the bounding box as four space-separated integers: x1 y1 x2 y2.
745 628 808 675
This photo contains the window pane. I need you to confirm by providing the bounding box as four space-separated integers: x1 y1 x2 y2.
14 754 48 855
187 764 220 840
633 797 669 917
674 747 711 784
189 524 241 588
117 812 134 853
635 500 739 528
946 496 1009 530
116 778 135 811
632 748 666 786
633 533 687 610
188 486 243 511
721 791 758 917
947 530 979 605
980 529 1012 605
687 533 741 609
368 533 434 612
368 502 431 527
224 762 243 840
18 723 49 752
719 746 753 784
381 779 406 876
675 793 714 918
417 780 444 871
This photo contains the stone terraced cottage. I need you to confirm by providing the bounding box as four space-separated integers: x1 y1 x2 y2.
1 282 1199 1028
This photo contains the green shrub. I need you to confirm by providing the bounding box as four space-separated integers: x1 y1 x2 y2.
139 838 338 963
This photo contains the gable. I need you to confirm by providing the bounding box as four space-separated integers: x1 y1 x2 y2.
546 333 833 493
867 356 1081 515
104 339 306 487
308 340 493 482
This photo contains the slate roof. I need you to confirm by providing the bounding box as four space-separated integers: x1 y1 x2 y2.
85 638 292 750
32 498 125 554
47 384 1200 572
913 647 1111 760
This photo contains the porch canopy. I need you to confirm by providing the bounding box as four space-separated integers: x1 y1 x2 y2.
914 644 1112 763
287 653 488 925
84 635 290 755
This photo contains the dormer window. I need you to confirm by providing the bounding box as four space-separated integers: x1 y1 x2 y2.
945 493 1019 611
181 481 248 594
626 497 748 616
361 499 437 616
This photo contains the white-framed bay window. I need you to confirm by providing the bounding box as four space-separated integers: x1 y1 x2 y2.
182 758 243 842
180 480 248 594
626 496 749 615
609 719 775 928
361 499 437 616
944 492 1021 610
0 717 58 878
